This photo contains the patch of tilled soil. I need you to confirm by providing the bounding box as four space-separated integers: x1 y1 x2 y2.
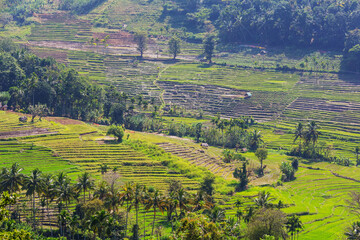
0 128 57 139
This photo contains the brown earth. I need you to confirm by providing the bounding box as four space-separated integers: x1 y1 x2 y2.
0 128 57 139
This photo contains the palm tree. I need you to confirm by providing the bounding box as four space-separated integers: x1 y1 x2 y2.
68 214 80 240
104 184 121 215
207 206 225 223
54 172 67 189
58 209 70 236
141 187 150 240
133 183 144 228
191 190 213 212
293 123 304 153
235 199 242 210
305 121 319 148
88 210 110 238
145 189 165 236
42 174 55 235
0 163 25 194
120 182 134 237
56 179 77 210
94 181 110 201
23 168 44 229
345 221 360 240
286 215 303 240
249 130 264 150
75 172 94 203
100 164 109 175
254 191 273 208
176 188 189 214
355 147 360 167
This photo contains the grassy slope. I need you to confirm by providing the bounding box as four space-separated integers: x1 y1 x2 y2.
1 110 360 238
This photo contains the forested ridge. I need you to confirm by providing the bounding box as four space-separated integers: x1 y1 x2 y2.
165 0 360 50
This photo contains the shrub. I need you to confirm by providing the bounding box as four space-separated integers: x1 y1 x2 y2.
280 162 295 182
107 125 124 142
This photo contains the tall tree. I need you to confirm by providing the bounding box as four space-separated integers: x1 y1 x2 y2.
203 35 215 63
23 168 44 229
255 148 268 176
233 162 248 191
0 163 25 194
305 121 320 148
132 183 144 240
145 189 165 236
168 36 181 60
286 215 303 240
134 32 147 58
293 123 304 153
42 174 55 235
249 130 264 150
355 147 360 167
75 172 95 203
200 174 215 197
344 221 360 240
120 182 134 237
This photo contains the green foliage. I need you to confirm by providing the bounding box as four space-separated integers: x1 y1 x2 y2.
280 162 295 182
203 35 215 63
247 208 287 240
134 32 147 58
342 44 360 72
200 174 215 196
222 149 246 163
107 125 124 142
0 39 108 121
168 36 181 59
255 148 268 176
0 91 10 104
28 104 48 122
344 221 360 240
175 213 223 240
216 0 360 49
59 0 107 14
233 162 248 192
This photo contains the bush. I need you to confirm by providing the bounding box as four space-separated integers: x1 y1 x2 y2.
107 125 125 142
280 162 295 182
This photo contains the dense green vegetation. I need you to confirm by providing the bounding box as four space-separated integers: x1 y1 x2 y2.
0 0 360 238
59 0 107 14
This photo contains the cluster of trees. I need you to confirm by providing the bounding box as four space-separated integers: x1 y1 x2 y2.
0 162 307 239
290 121 360 166
0 0 45 26
0 39 161 124
59 0 107 14
165 115 258 150
342 29 360 72
165 0 360 51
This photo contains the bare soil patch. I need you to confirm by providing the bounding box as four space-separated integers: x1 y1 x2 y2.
0 128 57 139
45 117 83 125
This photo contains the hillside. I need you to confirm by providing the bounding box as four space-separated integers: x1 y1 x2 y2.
0 0 360 239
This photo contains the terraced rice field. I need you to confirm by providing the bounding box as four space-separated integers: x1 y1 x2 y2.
155 142 235 179
219 165 360 240
29 13 92 42
0 111 198 191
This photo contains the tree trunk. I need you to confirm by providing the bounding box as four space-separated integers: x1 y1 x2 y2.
136 204 139 226
33 193 36 229
125 200 129 237
84 188 86 203
143 210 146 240
152 208 156 236
47 200 53 237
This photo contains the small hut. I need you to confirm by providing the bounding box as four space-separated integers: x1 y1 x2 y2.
245 92 252 99
201 143 209 149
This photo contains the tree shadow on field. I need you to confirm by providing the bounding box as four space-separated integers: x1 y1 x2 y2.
197 63 213 68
